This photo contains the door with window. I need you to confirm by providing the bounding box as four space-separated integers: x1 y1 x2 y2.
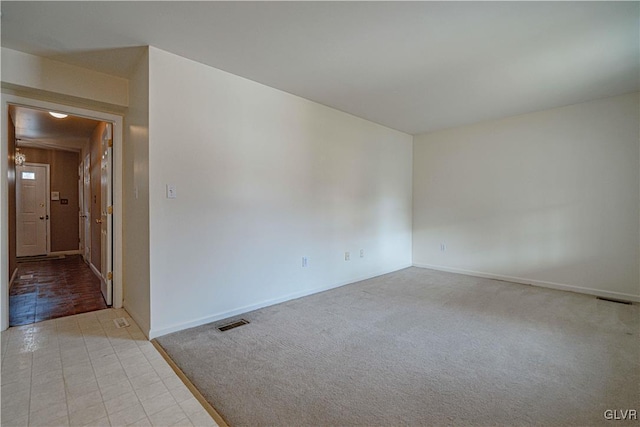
16 164 48 257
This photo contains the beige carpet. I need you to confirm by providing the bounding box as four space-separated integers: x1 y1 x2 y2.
156 267 639 426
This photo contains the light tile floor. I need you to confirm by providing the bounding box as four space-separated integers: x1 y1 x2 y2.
1 308 218 427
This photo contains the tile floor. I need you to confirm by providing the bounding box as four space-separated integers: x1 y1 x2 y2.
10 256 107 326
1 308 217 427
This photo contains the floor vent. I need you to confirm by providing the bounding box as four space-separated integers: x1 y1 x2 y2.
596 297 632 305
218 319 250 332
113 317 130 328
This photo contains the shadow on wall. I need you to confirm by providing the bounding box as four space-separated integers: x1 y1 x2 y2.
415 200 638 295
50 46 147 79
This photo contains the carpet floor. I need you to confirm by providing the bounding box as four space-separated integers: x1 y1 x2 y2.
156 267 639 426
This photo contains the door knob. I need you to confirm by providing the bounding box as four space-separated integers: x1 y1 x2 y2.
96 219 103 224
39 216 44 220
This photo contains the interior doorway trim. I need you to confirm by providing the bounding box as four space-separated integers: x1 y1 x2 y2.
1 94 124 330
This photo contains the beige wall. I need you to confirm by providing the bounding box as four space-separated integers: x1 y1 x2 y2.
413 92 640 300
20 147 80 252
1 48 128 108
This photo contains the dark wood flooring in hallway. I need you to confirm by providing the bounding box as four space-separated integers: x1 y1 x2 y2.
9 255 107 326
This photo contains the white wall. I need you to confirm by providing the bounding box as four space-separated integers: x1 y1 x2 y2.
147 47 413 337
413 92 640 301
1 48 128 108
123 49 151 335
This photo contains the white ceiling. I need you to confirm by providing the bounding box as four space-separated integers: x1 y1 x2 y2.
9 105 101 152
2 2 638 134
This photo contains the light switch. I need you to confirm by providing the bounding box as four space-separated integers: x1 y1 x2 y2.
166 184 177 199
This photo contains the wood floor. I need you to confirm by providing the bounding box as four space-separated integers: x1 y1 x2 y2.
9 255 107 326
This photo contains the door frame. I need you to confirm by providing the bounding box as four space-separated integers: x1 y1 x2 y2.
16 162 51 256
78 162 83 256
1 94 124 330
82 153 91 264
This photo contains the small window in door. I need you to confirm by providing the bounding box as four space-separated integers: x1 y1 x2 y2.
21 171 35 180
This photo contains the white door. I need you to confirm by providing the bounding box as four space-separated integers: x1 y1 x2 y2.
83 154 91 263
16 164 48 257
100 124 113 305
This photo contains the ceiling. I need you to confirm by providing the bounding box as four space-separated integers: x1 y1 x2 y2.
9 105 101 152
2 2 638 134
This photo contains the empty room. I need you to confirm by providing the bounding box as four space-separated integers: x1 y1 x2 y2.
1 2 638 426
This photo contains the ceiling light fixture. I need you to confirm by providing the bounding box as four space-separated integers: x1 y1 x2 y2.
49 112 68 119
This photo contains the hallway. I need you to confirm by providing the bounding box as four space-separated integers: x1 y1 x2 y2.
10 256 107 326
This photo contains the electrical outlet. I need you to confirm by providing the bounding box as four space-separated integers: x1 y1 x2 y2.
360 249 364 258
440 243 446 252
302 257 308 267
345 252 350 261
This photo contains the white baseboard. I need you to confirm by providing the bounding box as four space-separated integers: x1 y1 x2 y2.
89 262 102 281
17 250 81 261
49 250 81 256
9 268 18 290
123 301 150 339
413 263 640 303
148 263 413 339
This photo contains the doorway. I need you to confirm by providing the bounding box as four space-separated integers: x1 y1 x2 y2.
2 98 123 328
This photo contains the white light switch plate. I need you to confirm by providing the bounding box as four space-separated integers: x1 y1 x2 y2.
166 184 177 199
